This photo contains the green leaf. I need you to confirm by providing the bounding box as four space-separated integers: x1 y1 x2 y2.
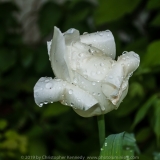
94 0 141 25
150 13 160 27
29 140 47 156
38 2 62 37
153 100 160 146
0 49 16 73
100 132 139 160
136 127 151 142
0 119 8 130
146 0 160 10
42 102 70 118
132 94 157 129
142 40 160 67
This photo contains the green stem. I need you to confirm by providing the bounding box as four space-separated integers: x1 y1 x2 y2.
97 114 105 148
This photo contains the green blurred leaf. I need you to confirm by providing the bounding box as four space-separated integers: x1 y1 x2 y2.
42 102 70 118
150 13 160 27
94 0 141 25
129 82 144 98
153 152 160 160
38 2 62 37
0 49 16 73
29 140 47 156
136 127 151 142
20 48 33 68
142 40 160 67
146 0 160 10
153 99 160 146
132 94 157 128
0 119 8 130
100 132 139 159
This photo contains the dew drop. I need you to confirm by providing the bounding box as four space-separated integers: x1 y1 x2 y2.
122 51 127 55
39 103 43 107
98 93 101 96
92 82 96 85
51 101 53 103
46 83 52 89
70 103 74 107
69 89 73 94
83 32 88 35
122 57 126 61
92 92 96 96
109 75 113 79
44 101 48 104
89 48 94 53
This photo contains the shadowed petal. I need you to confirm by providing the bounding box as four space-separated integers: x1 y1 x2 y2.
50 26 70 81
34 77 98 111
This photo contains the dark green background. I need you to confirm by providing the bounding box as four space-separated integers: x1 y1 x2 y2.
0 0 160 159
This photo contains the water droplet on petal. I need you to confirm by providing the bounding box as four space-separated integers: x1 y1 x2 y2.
39 103 43 107
51 101 53 103
109 75 113 79
46 83 52 89
122 51 127 55
70 103 74 107
92 82 96 85
92 92 96 96
83 32 88 35
44 101 48 104
89 48 94 54
122 57 126 61
98 93 101 96
69 89 73 94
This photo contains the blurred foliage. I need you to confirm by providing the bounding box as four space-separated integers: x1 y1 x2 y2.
0 0 160 159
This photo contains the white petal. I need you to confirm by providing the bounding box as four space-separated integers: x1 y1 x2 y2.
34 77 98 111
50 26 70 81
117 51 140 77
62 83 98 111
47 40 52 57
80 30 116 59
69 41 113 82
34 77 64 107
71 72 115 117
102 51 140 105
63 28 80 45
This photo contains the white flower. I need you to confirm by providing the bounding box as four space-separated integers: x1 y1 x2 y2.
34 27 140 117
